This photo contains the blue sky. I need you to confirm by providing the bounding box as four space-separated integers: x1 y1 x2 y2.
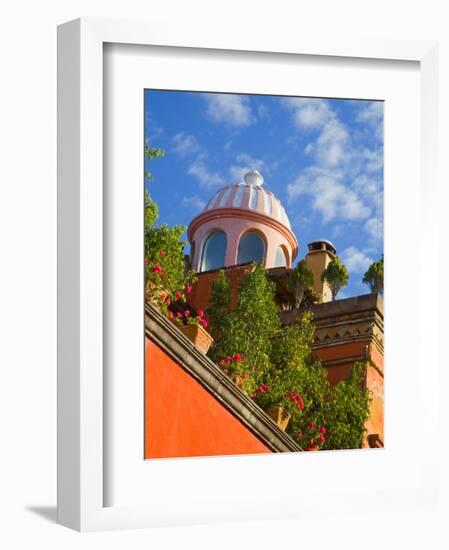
144 90 383 298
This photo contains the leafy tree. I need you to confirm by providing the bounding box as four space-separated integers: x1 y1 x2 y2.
321 256 349 300
144 143 196 312
208 263 280 384
288 260 314 308
207 263 371 450
145 140 165 183
322 363 371 450
363 255 384 294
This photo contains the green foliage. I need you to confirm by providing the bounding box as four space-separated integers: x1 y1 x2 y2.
207 270 232 345
144 143 196 313
145 140 165 184
321 256 349 300
288 260 314 308
322 363 372 450
208 264 280 384
208 264 371 451
363 255 384 294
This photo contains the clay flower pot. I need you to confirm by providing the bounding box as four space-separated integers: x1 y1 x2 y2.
266 404 291 432
179 323 214 355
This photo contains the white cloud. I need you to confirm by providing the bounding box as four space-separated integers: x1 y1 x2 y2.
187 161 225 188
282 97 332 129
356 101 384 141
341 246 373 273
315 118 350 167
182 195 206 210
357 101 383 124
283 97 383 227
364 217 383 244
287 167 371 223
229 152 265 182
172 132 201 157
203 93 254 127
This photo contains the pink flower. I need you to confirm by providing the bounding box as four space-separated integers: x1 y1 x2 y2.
317 436 325 444
319 427 327 434
186 285 192 294
307 444 318 451
175 291 181 301
168 311 174 320
200 319 208 328
197 309 204 318
309 422 315 429
152 264 162 274
233 353 243 362
184 310 190 317
160 291 168 302
252 392 257 398
176 312 183 319
145 259 149 266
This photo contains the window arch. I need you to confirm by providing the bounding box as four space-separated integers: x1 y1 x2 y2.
274 245 288 268
237 231 266 265
200 231 227 272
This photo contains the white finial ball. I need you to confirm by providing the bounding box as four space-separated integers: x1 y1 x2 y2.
244 170 264 187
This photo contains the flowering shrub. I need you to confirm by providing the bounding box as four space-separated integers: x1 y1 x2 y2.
169 307 208 329
295 423 327 451
207 264 371 451
216 353 255 394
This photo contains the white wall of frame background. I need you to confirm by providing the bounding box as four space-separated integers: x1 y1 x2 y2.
1 1 448 548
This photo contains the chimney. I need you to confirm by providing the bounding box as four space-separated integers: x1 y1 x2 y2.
305 239 336 303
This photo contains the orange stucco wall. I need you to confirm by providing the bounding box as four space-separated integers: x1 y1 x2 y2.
145 338 271 459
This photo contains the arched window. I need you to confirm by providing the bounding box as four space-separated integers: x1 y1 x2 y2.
200 231 227 272
237 231 265 265
274 246 288 268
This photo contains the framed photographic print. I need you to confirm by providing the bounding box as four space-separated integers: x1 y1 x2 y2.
58 18 440 530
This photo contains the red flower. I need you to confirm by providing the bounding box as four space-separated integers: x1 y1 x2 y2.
200 319 208 328
166 298 171 306
186 285 192 294
152 264 162 274
184 310 190 317
309 422 315 429
296 433 302 440
307 444 318 451
233 353 243 362
252 392 257 398
160 291 168 302
145 259 149 266
197 309 204 318
319 427 327 434
159 250 166 257
225 356 232 365
168 311 174 320
317 436 325 444
175 291 181 301
176 312 182 319
219 359 226 366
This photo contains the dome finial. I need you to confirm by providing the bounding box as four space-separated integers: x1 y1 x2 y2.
244 169 264 187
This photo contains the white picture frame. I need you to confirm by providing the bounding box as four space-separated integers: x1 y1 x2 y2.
57 17 439 531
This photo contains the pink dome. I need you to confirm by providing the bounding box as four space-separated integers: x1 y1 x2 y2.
188 170 298 272
202 175 292 230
